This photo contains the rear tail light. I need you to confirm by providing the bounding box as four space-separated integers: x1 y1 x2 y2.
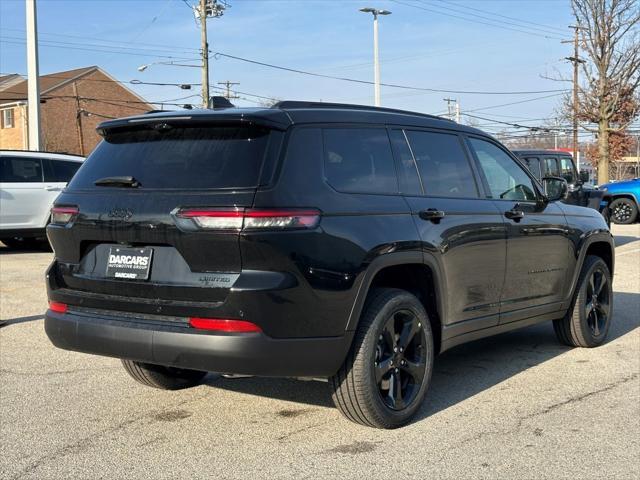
174 208 321 231
48 301 68 313
51 206 79 225
189 317 262 333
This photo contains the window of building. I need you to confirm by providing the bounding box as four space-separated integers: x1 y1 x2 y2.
322 128 398 194
1 109 14 129
405 130 478 198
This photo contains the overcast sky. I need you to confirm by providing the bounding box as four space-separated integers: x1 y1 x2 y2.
0 0 578 134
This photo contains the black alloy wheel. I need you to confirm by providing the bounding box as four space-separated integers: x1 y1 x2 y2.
610 198 638 224
584 268 611 337
553 255 613 348
374 309 427 411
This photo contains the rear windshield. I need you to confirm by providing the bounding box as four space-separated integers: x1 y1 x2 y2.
69 125 271 190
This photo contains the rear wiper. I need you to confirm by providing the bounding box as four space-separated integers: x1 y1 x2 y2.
94 176 141 188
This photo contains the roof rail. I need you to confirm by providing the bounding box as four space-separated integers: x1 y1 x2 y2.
271 100 452 122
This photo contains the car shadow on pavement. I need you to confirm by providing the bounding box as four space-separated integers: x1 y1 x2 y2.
613 235 639 247
0 314 44 328
0 245 52 255
203 291 639 419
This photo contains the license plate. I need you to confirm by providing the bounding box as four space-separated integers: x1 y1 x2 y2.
106 247 153 280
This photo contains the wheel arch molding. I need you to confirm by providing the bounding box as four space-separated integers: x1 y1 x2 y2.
566 232 615 306
344 251 446 343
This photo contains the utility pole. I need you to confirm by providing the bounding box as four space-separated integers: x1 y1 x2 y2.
196 0 225 108
563 25 585 162
443 97 457 121
72 82 85 156
25 0 41 151
217 81 239 100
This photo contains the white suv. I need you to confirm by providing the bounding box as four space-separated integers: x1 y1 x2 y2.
0 150 84 248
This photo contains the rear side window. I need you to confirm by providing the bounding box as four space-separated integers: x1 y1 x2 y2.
389 129 422 195
404 130 478 198
322 128 398 194
0 156 43 183
69 126 271 190
44 159 81 182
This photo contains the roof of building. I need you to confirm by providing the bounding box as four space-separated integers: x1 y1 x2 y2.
0 66 148 106
0 74 24 92
0 66 99 102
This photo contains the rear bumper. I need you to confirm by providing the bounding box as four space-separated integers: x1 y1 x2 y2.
44 309 352 377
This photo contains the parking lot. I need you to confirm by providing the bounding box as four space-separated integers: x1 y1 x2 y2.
0 224 638 479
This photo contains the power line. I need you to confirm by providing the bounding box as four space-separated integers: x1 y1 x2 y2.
390 0 564 40
429 0 563 36
0 38 197 60
214 52 569 95
1 27 200 54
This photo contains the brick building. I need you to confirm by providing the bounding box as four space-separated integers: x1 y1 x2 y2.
0 66 152 155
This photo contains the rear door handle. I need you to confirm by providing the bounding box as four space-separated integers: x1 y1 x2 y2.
419 209 445 223
504 208 525 222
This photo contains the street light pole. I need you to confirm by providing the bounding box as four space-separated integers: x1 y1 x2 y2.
360 7 391 107
25 0 41 151
373 13 380 106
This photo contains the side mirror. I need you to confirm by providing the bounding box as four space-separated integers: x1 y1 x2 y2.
579 171 590 184
542 176 569 201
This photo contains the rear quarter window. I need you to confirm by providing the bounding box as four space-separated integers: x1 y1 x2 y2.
68 125 271 190
322 128 398 194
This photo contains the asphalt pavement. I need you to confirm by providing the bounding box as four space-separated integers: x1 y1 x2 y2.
1 224 638 479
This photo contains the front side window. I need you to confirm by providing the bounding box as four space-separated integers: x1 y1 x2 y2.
1 109 14 129
323 128 397 194
0 157 43 183
543 157 560 177
558 157 575 184
469 138 537 202
404 130 478 198
522 157 542 180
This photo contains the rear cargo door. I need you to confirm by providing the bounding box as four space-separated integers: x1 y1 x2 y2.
49 123 277 302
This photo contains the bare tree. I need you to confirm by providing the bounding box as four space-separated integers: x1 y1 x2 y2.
570 0 639 184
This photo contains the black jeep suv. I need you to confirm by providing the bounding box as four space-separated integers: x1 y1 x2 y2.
513 149 609 224
45 102 614 428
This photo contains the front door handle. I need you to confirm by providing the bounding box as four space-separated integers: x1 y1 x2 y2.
504 208 525 222
45 185 62 192
419 209 445 223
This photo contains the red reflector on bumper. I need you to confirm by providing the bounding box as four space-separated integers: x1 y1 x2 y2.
189 317 262 333
49 301 68 313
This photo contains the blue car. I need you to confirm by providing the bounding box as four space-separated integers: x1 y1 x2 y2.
600 178 640 224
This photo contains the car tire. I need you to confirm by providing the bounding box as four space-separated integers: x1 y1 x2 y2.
609 198 638 224
329 288 434 429
553 255 613 348
121 359 207 390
